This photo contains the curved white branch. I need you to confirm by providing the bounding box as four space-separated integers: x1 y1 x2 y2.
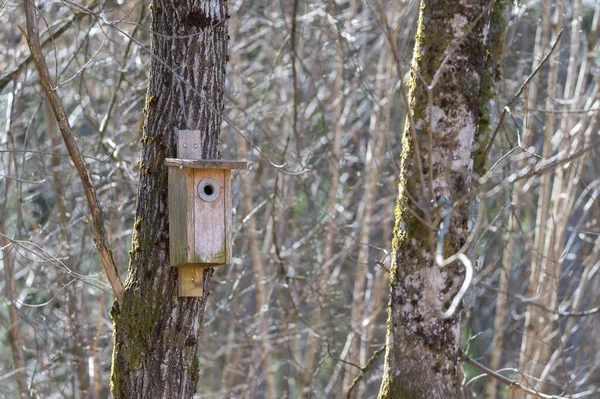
440 253 473 319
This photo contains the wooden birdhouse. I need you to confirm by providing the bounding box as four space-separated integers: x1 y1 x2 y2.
166 130 246 297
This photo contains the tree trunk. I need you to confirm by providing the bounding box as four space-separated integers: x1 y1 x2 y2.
110 1 229 397
378 1 494 397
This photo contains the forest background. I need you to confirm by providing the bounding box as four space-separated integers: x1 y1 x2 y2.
1 0 600 398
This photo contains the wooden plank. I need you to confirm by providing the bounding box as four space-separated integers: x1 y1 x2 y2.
223 169 232 264
177 130 203 159
165 158 247 170
178 265 204 297
168 167 189 267
176 130 203 295
194 169 227 265
185 169 195 263
177 169 200 296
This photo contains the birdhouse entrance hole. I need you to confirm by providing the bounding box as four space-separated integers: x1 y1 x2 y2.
198 178 219 202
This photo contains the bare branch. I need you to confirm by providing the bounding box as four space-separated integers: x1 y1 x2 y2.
345 345 385 399
483 29 564 159
459 351 568 399
0 1 97 92
19 0 124 307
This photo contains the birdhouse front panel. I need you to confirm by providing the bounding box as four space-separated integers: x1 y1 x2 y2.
168 166 232 267
193 168 231 265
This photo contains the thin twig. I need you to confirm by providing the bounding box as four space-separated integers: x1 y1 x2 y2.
345 345 386 399
19 0 124 307
479 283 600 317
326 342 362 370
290 0 301 158
98 3 146 145
0 1 97 92
459 351 568 399
60 0 306 176
483 30 564 160
444 136 600 219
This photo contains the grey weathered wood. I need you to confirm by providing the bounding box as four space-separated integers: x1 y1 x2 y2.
168 167 189 267
185 170 195 265
177 130 203 159
223 169 232 263
174 131 207 291
193 168 228 265
165 158 247 169
169 166 236 268
168 168 197 267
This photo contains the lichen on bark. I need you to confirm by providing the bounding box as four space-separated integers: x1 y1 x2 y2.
378 1 496 398
474 0 510 175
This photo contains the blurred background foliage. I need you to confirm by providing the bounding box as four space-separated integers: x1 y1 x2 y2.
1 0 600 398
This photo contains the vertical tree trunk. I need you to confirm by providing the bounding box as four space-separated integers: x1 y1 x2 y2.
110 1 229 397
378 1 495 397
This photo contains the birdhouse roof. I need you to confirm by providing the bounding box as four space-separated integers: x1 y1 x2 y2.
165 158 248 170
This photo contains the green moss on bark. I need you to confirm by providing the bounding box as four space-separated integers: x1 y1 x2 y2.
474 0 509 175
110 291 164 395
379 0 498 397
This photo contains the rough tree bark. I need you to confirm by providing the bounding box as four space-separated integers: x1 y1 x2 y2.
110 1 229 397
377 1 499 398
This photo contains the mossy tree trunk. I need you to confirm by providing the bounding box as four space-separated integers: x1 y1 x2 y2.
377 1 499 398
110 1 229 397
